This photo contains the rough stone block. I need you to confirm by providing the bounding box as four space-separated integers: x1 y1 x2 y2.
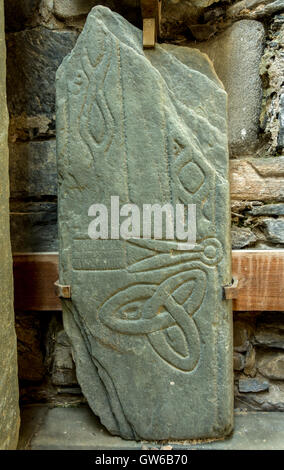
53 0 97 18
254 316 284 349
231 227 257 249
235 383 284 411
57 7 233 440
244 345 257 377
234 352 245 371
230 157 284 202
15 313 45 382
234 321 252 353
191 20 265 155
0 1 20 449
228 0 284 20
9 140 57 198
161 0 224 40
257 351 284 380
6 27 78 137
238 378 269 393
4 0 39 32
261 218 284 244
10 201 58 253
52 331 77 387
249 203 284 216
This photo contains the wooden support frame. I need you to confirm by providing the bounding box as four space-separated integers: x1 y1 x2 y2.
141 0 162 48
13 250 284 312
13 253 61 312
231 250 284 311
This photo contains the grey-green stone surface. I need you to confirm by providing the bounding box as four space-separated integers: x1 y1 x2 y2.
18 406 284 450
191 20 265 155
56 6 233 441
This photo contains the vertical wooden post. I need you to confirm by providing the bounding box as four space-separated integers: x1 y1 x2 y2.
141 0 162 49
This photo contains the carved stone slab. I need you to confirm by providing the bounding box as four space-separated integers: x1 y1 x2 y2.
56 6 233 440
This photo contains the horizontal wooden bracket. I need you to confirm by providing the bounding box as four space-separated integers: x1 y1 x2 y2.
224 277 239 300
141 0 162 48
54 280 71 299
13 250 284 312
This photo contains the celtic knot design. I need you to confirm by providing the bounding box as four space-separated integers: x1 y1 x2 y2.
99 268 207 372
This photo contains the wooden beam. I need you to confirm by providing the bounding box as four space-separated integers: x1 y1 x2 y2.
232 250 284 312
13 253 61 311
13 250 284 312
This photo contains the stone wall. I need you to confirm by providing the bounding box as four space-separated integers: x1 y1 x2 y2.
5 1 284 411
